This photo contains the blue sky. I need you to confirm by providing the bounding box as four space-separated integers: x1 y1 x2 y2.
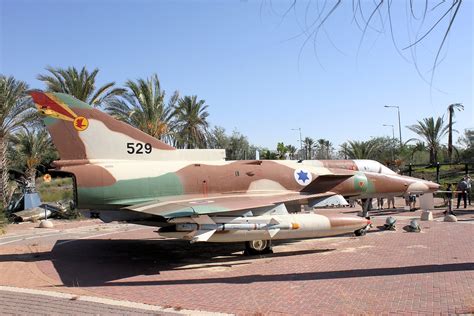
1 0 472 150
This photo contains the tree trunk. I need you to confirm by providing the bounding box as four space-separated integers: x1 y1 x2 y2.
430 148 436 165
448 108 453 161
26 167 36 189
0 136 9 208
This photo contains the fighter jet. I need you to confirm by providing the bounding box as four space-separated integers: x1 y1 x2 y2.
30 92 439 254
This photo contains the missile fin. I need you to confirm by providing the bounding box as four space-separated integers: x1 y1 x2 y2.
268 228 280 238
191 229 216 243
269 218 280 225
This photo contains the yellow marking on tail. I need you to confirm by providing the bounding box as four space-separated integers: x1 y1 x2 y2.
46 93 78 118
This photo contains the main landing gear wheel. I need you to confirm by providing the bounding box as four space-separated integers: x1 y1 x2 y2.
244 240 273 256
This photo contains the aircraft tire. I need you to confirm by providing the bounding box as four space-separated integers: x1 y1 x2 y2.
244 240 273 256
354 228 367 236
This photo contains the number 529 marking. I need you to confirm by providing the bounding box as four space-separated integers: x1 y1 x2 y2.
127 142 152 154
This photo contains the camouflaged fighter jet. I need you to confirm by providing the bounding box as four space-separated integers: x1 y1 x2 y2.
30 91 439 254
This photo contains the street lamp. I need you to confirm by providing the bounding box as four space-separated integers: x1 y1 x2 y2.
383 124 395 162
384 105 402 147
382 124 395 139
291 128 303 159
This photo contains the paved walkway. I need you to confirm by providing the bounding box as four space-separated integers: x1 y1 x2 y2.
0 286 180 315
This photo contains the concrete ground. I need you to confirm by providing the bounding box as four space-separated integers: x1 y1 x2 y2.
0 199 473 315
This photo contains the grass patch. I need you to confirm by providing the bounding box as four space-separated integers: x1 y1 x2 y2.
37 177 74 202
39 189 74 202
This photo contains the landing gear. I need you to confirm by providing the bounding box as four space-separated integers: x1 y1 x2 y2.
354 227 368 236
244 240 273 256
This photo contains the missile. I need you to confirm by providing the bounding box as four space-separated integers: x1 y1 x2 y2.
159 213 370 243
175 220 300 233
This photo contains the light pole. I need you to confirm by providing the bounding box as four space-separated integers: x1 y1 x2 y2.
383 124 395 162
383 124 395 139
291 128 303 159
384 105 402 147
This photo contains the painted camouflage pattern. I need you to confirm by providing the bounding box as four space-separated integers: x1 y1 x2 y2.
30 92 439 219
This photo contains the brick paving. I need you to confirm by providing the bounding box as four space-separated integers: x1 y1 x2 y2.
0 200 473 315
0 289 175 315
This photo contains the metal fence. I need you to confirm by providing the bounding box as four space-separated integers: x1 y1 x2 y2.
401 162 473 202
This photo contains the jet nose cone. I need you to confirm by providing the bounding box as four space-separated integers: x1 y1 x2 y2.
427 181 440 192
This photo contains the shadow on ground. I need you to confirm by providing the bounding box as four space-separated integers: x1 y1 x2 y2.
106 262 474 286
1 235 472 288
0 238 335 287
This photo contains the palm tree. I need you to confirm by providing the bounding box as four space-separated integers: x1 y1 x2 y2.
38 66 125 107
316 138 333 159
0 76 36 206
9 129 54 187
173 96 210 149
340 140 380 159
105 74 178 140
286 145 297 160
303 137 314 160
407 117 448 164
447 103 463 162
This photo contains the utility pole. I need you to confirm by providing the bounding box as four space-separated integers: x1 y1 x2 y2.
291 128 302 159
384 105 402 147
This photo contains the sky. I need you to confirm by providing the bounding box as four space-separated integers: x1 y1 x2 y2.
1 0 472 150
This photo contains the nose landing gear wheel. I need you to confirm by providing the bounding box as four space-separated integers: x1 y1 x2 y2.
244 240 273 256
354 228 367 236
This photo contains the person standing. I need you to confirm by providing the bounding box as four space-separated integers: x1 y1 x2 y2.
456 177 468 209
387 196 395 209
409 194 417 211
377 198 384 210
445 183 454 215
465 175 471 206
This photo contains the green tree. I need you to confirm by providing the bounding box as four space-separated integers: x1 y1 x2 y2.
208 127 258 160
38 66 125 107
173 95 210 149
227 130 251 160
105 74 178 140
276 142 287 159
447 103 463 162
457 129 473 162
8 129 55 186
261 149 278 160
339 140 381 159
0 76 36 206
407 117 448 164
407 141 427 163
208 126 230 150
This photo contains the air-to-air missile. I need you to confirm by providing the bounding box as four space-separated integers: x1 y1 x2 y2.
160 212 372 243
30 91 439 255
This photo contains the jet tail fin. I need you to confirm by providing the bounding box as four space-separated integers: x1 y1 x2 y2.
30 91 175 161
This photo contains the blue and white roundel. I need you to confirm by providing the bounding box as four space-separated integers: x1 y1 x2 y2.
294 169 312 186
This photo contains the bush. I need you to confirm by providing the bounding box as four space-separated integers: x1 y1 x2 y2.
0 203 6 235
